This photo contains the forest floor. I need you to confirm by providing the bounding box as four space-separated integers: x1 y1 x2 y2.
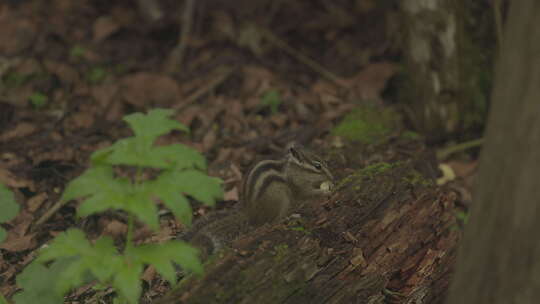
0 0 478 302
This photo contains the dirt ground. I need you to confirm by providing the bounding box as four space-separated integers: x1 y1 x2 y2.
0 0 478 302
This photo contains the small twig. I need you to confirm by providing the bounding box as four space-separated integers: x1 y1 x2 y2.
436 138 484 160
165 0 195 74
33 198 69 229
258 26 346 87
173 66 234 113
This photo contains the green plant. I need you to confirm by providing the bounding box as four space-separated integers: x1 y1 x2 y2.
69 45 86 59
13 109 223 304
86 66 108 84
455 210 469 225
29 92 48 108
1 71 32 88
260 89 282 114
0 183 19 243
331 106 401 144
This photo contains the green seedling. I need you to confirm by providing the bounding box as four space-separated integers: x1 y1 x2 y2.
69 45 86 59
260 89 282 114
29 92 48 108
14 109 223 304
86 67 107 84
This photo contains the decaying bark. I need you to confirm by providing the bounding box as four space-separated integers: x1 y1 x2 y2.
157 141 460 304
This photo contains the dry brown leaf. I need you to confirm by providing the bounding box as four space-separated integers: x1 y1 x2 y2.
27 193 48 212
0 168 34 189
447 160 478 179
201 129 217 152
321 103 356 122
16 58 42 75
9 209 34 236
1 152 25 169
142 265 157 283
229 163 243 181
93 16 120 42
214 148 232 164
102 220 128 238
269 113 287 127
311 80 341 98
150 225 174 243
227 99 244 117
30 147 75 165
69 111 95 129
196 102 224 127
91 84 119 108
0 233 36 252
121 73 180 107
343 62 397 101
105 100 125 122
0 11 36 56
44 60 80 84
223 187 239 201
73 82 91 96
133 225 154 242
70 282 95 298
175 105 201 127
241 66 274 94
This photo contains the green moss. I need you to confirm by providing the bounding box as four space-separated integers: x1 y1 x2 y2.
402 170 433 187
273 244 289 263
360 162 395 178
336 162 402 191
401 130 422 140
289 226 312 236
331 106 401 144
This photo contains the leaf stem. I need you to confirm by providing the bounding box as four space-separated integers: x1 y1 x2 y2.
125 214 134 252
126 167 143 252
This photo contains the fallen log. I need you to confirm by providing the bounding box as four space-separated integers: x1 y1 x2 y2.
157 141 460 304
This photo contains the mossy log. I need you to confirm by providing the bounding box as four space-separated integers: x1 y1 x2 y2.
157 142 460 304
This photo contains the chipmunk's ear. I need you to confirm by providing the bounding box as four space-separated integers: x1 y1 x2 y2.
288 145 306 163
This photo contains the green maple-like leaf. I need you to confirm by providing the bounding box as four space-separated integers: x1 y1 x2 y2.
95 139 207 170
172 170 223 205
13 259 71 304
0 184 18 223
113 260 143 304
152 144 207 170
128 240 202 285
150 169 223 226
62 166 161 229
123 109 188 142
36 229 141 301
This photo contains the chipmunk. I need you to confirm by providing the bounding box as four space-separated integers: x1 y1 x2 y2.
242 145 334 226
184 145 334 259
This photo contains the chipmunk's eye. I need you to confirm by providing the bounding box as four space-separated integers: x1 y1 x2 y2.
313 161 322 170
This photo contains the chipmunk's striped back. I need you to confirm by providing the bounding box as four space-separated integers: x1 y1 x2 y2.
242 158 288 209
241 146 333 225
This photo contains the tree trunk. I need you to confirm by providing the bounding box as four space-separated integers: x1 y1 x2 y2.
398 0 492 141
157 143 460 304
399 0 460 138
446 2 540 304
